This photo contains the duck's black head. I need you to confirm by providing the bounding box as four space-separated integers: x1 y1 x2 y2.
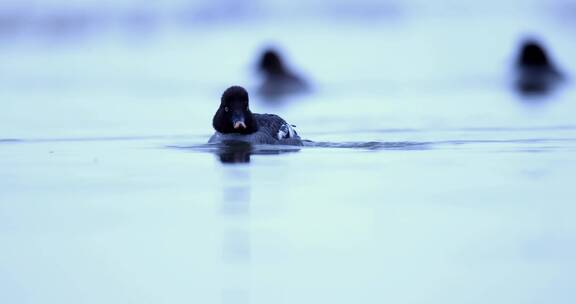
259 49 286 75
518 40 551 68
213 86 257 135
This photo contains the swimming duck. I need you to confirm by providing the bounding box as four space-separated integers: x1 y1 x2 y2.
209 86 303 146
257 48 309 97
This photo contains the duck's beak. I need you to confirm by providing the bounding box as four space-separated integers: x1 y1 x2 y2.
234 121 247 129
232 114 247 129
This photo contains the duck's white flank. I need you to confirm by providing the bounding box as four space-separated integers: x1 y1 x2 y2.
277 123 296 140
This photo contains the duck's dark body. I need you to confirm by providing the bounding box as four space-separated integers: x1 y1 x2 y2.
210 113 301 145
516 66 563 94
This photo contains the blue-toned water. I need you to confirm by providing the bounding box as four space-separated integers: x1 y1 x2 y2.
1 1 576 303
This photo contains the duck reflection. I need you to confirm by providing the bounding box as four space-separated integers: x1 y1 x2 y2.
514 37 565 96
218 142 252 163
216 141 301 164
219 152 252 303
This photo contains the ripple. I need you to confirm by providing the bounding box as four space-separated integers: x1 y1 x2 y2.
303 140 430 150
169 136 576 158
0 134 196 144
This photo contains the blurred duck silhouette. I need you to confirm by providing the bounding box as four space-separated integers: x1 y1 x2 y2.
256 47 310 98
514 38 565 95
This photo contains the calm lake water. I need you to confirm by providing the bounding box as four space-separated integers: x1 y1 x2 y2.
1 1 576 303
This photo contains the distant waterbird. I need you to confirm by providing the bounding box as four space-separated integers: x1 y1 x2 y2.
514 38 565 95
256 48 310 98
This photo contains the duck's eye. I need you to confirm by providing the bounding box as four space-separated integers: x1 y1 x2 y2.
224 107 229 112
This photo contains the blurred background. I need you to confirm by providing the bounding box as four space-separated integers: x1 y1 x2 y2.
1 0 575 137
1 1 576 304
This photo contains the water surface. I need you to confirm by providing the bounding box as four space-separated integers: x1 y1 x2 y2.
1 1 576 303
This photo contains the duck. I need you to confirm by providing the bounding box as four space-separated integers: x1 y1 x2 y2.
209 86 303 146
514 38 564 94
257 48 309 97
